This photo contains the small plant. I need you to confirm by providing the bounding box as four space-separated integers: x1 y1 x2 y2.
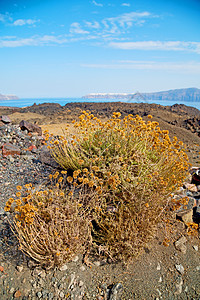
5 178 92 268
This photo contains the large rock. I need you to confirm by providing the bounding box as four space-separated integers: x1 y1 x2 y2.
0 115 11 124
19 120 42 136
2 143 21 157
176 209 193 224
174 236 187 254
184 183 197 192
38 146 60 168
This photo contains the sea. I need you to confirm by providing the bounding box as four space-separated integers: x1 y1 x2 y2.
1 97 200 111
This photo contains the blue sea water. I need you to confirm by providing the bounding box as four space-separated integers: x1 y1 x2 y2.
0 97 200 111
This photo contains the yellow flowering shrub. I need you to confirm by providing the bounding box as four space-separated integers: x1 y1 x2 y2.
47 111 189 261
6 112 190 266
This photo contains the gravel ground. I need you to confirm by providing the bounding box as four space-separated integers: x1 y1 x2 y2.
1 122 200 300
0 123 53 213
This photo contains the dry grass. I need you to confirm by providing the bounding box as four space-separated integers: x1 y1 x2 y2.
9 112 45 123
41 123 77 136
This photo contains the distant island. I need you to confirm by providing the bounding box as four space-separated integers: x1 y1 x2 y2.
0 93 19 100
83 88 200 102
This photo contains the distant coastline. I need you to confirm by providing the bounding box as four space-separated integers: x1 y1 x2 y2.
0 93 19 100
83 88 200 102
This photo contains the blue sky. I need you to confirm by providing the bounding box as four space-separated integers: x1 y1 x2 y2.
0 0 200 98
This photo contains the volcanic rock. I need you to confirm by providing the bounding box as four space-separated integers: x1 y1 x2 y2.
2 143 21 157
19 120 42 136
38 145 60 168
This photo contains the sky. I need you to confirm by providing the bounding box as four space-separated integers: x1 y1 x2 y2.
0 0 200 98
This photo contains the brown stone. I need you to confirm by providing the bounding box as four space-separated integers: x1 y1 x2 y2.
14 290 22 298
23 144 37 152
19 120 42 135
2 143 21 157
184 183 197 192
174 236 187 254
176 209 193 224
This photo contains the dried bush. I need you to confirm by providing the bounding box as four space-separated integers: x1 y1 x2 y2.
5 179 92 268
47 111 189 261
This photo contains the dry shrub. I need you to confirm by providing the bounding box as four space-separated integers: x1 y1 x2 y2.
47 111 189 261
5 112 190 265
5 180 92 268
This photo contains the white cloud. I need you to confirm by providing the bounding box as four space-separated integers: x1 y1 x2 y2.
13 19 39 26
109 41 200 53
0 33 127 48
92 0 103 7
0 13 12 23
69 11 153 38
102 20 109 29
85 21 100 29
121 3 131 7
106 11 151 28
0 35 68 47
81 61 200 73
135 20 146 27
70 22 89 34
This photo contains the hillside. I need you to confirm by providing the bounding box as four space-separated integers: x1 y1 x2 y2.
83 87 200 102
0 93 19 100
143 87 200 101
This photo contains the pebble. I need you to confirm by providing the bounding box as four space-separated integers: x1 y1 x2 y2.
14 290 22 298
59 264 68 271
72 255 79 262
156 289 162 297
9 287 15 294
42 289 49 297
193 245 198 251
37 291 42 298
68 273 76 289
48 292 54 299
175 277 183 295
94 261 101 267
59 291 65 298
39 270 46 278
80 265 86 271
16 265 23 272
156 262 161 271
175 264 185 275
79 280 84 287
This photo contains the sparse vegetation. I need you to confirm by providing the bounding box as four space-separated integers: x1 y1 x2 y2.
5 111 190 267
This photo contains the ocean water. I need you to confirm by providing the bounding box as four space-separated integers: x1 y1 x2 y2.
0 97 200 111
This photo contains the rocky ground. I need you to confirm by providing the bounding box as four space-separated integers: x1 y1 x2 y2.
0 102 200 299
